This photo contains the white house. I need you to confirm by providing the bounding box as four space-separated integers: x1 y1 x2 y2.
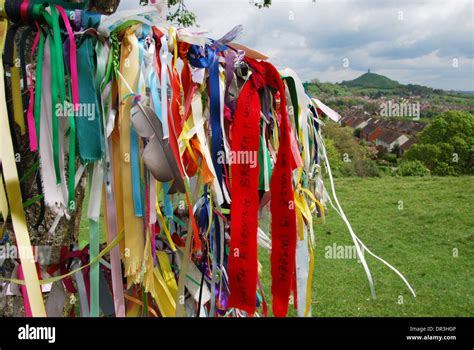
375 129 409 151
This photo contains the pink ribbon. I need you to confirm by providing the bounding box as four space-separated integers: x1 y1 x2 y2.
26 24 41 151
105 138 126 317
55 5 79 111
18 264 33 317
20 0 29 22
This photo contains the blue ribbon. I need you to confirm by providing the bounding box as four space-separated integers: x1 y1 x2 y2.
130 38 145 217
161 182 174 218
130 128 143 217
188 45 226 195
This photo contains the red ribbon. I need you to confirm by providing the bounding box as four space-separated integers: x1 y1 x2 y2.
267 63 297 317
47 246 91 302
227 78 261 314
246 59 298 317
227 59 297 316
20 0 29 23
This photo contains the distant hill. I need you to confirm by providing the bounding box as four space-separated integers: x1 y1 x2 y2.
304 71 474 118
305 71 455 99
309 71 473 98
341 71 400 89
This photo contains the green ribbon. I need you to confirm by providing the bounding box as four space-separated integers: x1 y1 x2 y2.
42 6 77 211
43 6 68 184
258 124 273 190
282 76 300 130
89 218 100 317
75 36 104 163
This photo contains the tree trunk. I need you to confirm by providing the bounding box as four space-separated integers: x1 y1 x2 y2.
89 0 121 15
1 0 119 317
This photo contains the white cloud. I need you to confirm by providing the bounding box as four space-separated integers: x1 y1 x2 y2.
117 0 474 90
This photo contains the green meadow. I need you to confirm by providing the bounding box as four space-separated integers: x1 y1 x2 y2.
259 176 474 316
80 176 473 316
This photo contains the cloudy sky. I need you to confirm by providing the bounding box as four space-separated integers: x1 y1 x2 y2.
119 0 474 91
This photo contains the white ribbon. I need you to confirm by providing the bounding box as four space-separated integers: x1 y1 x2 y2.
316 128 416 298
39 38 68 216
160 35 170 140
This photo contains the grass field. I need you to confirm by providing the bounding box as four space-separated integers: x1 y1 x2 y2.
259 176 474 316
80 176 473 316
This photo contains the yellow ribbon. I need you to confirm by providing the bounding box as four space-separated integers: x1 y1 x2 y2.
124 294 159 317
304 236 315 317
118 26 145 285
299 186 326 220
0 230 124 286
11 43 25 134
294 182 325 317
157 250 178 300
0 171 8 238
178 117 200 169
0 17 46 316
149 266 176 317
155 182 177 252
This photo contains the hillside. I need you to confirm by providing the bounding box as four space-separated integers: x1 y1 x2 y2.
341 71 400 89
305 71 474 99
258 176 474 316
304 72 474 118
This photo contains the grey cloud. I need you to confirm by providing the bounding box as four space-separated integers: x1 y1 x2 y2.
117 0 473 90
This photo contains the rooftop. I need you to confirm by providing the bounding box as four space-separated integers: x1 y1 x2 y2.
377 128 404 144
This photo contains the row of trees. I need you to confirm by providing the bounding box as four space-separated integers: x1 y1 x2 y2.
323 110 474 177
404 111 474 175
322 122 380 177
